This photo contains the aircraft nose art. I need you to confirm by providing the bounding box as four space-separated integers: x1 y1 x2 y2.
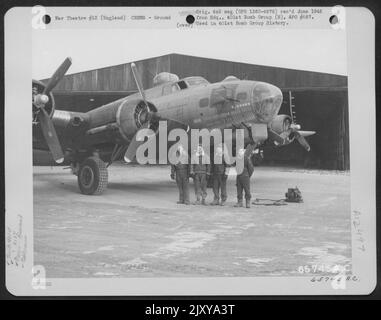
252 82 283 123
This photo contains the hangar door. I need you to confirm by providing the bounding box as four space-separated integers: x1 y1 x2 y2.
263 89 349 170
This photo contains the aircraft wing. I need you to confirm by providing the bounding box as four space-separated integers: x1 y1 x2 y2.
124 117 189 163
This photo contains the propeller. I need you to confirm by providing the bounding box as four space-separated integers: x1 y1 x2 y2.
124 62 189 162
34 57 72 163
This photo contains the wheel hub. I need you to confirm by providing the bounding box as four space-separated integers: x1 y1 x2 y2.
80 165 94 187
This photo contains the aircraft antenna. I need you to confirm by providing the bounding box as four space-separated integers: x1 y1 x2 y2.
289 91 297 124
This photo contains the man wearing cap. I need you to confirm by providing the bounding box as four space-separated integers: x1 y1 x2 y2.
190 145 211 205
210 144 229 206
170 145 190 205
234 148 254 208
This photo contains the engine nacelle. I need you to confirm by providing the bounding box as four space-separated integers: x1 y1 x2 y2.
116 99 157 141
32 80 55 120
269 114 292 135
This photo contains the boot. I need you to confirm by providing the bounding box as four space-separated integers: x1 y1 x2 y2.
234 200 243 207
246 199 251 208
220 200 226 206
210 199 219 206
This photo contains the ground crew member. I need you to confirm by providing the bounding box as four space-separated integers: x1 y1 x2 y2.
234 148 254 208
190 145 211 205
210 145 228 206
170 145 190 205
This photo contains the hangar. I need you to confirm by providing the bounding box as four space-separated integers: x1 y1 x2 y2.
34 53 349 170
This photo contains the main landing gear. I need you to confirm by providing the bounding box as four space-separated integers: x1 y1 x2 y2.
71 154 108 195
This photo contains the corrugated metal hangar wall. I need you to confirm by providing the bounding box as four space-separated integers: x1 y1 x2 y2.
37 54 349 170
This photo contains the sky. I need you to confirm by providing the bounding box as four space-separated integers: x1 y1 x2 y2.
32 28 347 79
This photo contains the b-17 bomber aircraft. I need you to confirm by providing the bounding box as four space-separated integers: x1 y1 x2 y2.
33 57 315 195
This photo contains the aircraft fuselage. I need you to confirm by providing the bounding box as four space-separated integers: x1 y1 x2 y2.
85 77 283 132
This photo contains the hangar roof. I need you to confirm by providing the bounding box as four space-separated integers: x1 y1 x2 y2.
44 53 347 94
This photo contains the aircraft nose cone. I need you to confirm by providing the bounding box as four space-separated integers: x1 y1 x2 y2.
252 82 283 122
253 82 282 101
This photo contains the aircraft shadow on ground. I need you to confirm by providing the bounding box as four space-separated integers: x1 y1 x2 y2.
33 172 71 177
55 180 177 195
34 172 179 194
107 181 175 192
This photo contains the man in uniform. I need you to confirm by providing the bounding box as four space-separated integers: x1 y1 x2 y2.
190 145 211 205
170 145 190 205
210 144 229 206
234 148 254 208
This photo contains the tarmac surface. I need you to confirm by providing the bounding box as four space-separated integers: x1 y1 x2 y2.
34 164 351 278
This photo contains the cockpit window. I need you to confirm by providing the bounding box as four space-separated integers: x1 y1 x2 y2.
162 77 208 95
184 77 209 87
177 81 188 90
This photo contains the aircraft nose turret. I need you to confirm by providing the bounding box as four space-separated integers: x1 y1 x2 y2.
251 82 283 123
253 82 282 103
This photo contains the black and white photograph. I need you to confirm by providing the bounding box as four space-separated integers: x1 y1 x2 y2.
4 6 376 296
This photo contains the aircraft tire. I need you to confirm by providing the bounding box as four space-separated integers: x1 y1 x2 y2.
78 156 108 195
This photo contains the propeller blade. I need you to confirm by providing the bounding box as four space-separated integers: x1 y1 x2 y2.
124 123 156 163
131 62 150 107
43 57 72 95
124 137 143 163
298 130 316 137
294 131 311 152
37 108 65 163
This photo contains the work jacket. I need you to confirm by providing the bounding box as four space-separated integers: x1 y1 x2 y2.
171 163 190 178
190 154 211 175
237 156 254 177
212 157 228 175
